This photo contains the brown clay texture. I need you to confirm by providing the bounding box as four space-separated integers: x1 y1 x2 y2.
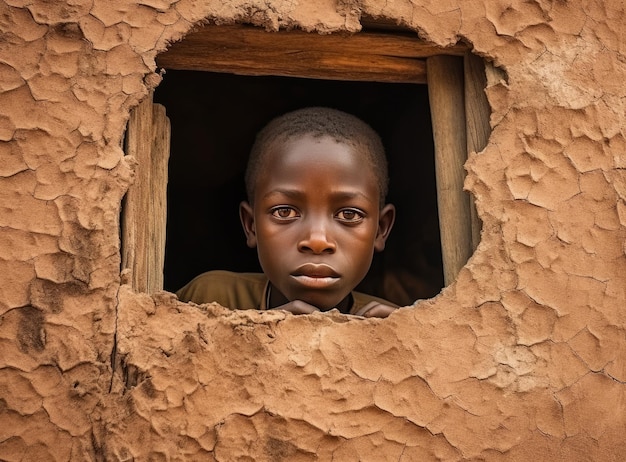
1 0 625 460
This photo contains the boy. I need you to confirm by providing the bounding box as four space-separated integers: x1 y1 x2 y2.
177 107 398 318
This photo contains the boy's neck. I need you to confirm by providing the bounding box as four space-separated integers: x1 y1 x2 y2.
267 283 352 314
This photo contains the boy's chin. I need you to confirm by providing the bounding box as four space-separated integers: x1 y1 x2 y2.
271 283 351 312
297 293 350 312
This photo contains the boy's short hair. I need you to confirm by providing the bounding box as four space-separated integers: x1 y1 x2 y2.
245 107 389 204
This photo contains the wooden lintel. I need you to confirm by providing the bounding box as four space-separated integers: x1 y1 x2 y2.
158 47 427 83
157 24 465 82
163 24 467 59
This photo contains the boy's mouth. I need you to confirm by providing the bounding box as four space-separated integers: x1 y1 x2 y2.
291 264 340 288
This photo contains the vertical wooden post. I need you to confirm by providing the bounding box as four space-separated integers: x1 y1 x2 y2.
427 56 473 286
150 104 171 291
464 52 491 251
121 94 171 293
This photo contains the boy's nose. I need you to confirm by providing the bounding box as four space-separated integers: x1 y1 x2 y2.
298 225 336 254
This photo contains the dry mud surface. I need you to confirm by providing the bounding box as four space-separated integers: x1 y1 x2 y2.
1 0 626 460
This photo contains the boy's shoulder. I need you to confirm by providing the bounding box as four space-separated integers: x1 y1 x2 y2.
351 290 398 313
183 270 266 285
176 270 267 309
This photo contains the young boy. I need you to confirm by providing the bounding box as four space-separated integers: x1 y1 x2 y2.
177 107 397 318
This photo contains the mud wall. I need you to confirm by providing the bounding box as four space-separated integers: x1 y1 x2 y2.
1 0 625 460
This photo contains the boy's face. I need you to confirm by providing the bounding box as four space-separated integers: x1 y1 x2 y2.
240 135 395 311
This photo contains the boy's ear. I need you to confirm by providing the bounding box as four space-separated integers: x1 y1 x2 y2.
239 201 257 248
374 203 396 252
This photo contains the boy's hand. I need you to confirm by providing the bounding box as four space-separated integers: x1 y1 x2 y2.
271 300 320 315
354 301 398 318
271 300 397 318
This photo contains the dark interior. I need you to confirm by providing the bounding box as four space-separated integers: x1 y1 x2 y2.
155 70 444 305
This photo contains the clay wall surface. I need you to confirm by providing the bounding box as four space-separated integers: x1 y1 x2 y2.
1 0 625 460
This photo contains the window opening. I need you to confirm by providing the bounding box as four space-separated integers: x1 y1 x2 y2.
121 23 491 305
155 71 443 305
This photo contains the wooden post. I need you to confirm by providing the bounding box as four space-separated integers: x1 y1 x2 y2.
150 104 171 291
121 94 171 293
427 55 473 286
464 52 491 251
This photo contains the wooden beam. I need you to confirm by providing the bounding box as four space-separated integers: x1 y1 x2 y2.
149 103 171 292
464 52 491 251
159 47 427 83
427 55 473 286
163 24 467 59
157 24 466 83
121 94 171 293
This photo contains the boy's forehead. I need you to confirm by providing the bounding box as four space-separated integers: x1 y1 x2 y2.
256 135 380 194
249 133 384 205
265 134 362 165
262 136 376 179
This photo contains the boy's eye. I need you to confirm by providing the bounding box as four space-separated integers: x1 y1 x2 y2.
271 207 299 219
336 208 365 223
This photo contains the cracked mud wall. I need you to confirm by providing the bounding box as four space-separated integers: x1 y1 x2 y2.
1 0 625 460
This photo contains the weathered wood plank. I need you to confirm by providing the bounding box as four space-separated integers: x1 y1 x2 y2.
121 95 152 293
162 24 467 59
158 47 427 83
149 103 170 292
427 55 473 286
121 94 170 293
156 24 466 82
464 52 491 251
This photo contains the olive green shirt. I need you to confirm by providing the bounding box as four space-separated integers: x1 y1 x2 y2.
176 270 395 315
